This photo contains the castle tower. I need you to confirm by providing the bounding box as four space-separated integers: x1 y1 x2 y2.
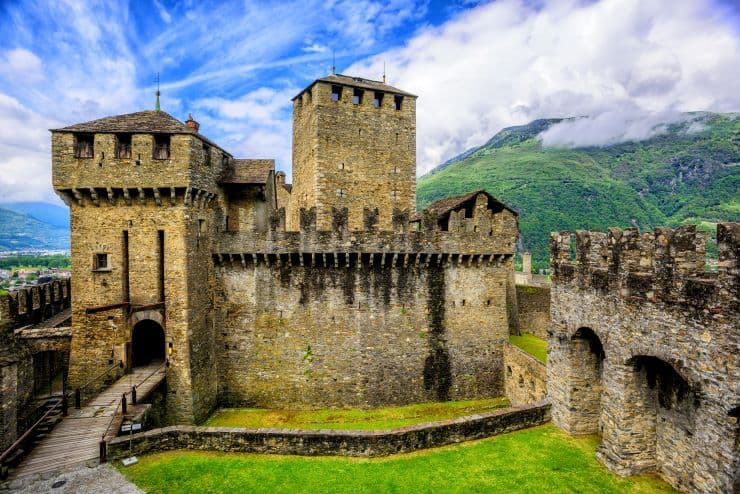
51 110 226 423
288 74 417 231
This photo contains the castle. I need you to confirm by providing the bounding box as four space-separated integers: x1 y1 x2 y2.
50 74 519 423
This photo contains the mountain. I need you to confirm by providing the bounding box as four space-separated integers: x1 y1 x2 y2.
417 112 739 269
2 202 70 230
0 207 69 251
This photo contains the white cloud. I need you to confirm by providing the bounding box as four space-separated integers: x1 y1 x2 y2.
153 0 173 24
0 48 44 84
0 93 61 203
348 0 740 172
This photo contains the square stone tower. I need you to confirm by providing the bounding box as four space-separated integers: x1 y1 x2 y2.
289 74 417 231
51 111 226 423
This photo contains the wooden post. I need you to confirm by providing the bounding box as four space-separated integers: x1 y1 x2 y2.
75 388 81 409
131 386 137 405
122 393 127 415
99 440 107 463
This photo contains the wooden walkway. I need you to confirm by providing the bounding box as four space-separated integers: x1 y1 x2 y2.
11 362 166 479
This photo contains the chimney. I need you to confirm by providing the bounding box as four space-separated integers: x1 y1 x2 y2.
276 171 286 185
185 113 200 133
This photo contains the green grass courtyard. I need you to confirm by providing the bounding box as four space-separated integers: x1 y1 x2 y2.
118 424 674 493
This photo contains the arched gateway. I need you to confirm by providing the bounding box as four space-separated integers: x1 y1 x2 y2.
131 319 165 367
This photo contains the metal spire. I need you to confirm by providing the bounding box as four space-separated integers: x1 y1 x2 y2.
155 73 161 111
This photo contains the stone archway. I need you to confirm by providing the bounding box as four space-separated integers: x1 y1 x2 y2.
549 326 606 434
131 319 165 367
599 355 699 491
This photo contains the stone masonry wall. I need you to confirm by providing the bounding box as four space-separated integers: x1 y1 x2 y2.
514 284 550 338
107 402 550 459
0 280 71 330
547 223 739 493
503 343 547 406
214 258 512 408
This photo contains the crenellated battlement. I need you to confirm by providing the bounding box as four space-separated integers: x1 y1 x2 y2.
0 279 72 329
550 223 739 315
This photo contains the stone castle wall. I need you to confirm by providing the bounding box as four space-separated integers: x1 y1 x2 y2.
514 285 550 338
503 343 547 406
0 280 71 330
214 247 513 409
547 223 739 493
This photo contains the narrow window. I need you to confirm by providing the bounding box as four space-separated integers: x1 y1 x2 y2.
153 135 170 159
352 88 364 104
74 134 94 158
394 95 403 110
373 92 384 108
393 166 399 174
391 190 398 199
158 230 165 302
116 134 132 159
331 85 342 102
337 189 346 198
203 143 211 166
93 253 109 271
122 231 129 302
338 163 345 170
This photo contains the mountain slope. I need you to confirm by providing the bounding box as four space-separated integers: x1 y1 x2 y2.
417 113 739 268
2 202 70 230
0 207 69 251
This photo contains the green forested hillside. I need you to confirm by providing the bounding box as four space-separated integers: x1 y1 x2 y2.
417 113 739 269
0 207 69 251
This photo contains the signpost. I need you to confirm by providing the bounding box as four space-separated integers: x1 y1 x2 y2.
120 421 141 467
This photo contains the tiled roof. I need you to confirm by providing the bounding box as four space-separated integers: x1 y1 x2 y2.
293 73 417 101
412 190 518 222
51 111 228 153
220 159 275 184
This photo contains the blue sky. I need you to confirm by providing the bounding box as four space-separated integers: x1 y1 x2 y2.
0 0 738 204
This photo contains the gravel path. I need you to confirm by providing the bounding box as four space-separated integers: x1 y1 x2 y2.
3 462 142 494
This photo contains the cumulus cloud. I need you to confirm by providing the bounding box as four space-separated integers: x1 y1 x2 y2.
348 0 740 172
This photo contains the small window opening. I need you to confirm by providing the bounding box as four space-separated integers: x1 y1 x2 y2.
222 154 229 167
395 132 399 143
74 134 94 158
486 299 491 306
116 134 132 159
93 253 109 271
394 95 403 110
153 135 170 159
337 189 346 198
203 143 211 166
393 166 399 174
339 163 345 170
353 88 364 104
331 85 342 102
390 190 398 199
373 92 384 108
461 299 466 306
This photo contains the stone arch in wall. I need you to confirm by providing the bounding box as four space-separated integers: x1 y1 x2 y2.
566 327 606 434
131 319 165 367
613 355 699 491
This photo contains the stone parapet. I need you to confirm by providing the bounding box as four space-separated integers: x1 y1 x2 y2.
549 223 739 316
216 229 515 259
107 403 549 459
0 280 72 330
503 344 547 405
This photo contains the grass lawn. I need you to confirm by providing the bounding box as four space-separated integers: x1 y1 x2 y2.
204 397 511 430
118 424 675 493
509 332 548 363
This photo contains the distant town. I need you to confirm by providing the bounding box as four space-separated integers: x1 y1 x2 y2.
0 251 70 293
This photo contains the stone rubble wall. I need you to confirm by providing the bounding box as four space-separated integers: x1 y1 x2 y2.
503 343 547 406
107 402 550 459
514 285 550 338
214 257 514 409
0 280 71 330
548 222 739 494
